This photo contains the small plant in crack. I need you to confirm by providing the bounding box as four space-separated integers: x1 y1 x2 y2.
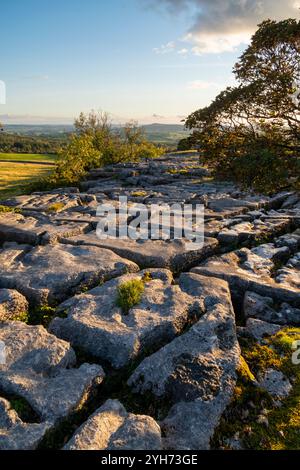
116 279 145 315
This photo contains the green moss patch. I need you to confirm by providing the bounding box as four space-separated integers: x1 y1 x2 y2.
46 202 66 213
0 205 22 214
213 328 300 450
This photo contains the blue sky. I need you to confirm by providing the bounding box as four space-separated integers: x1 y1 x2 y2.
0 0 299 124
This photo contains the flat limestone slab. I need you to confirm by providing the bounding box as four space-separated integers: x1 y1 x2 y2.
0 322 105 425
50 269 206 369
0 243 139 306
62 232 219 272
64 399 162 450
1 193 79 212
0 212 90 245
191 244 300 307
128 273 240 450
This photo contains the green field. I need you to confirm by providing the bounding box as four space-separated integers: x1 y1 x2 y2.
0 153 57 200
0 152 57 163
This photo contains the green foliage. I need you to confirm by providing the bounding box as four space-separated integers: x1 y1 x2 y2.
13 311 29 323
48 132 101 185
28 305 57 328
116 279 145 314
0 131 66 154
177 136 197 151
186 19 300 193
45 111 163 186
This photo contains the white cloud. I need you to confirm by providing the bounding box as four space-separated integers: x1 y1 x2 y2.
177 47 189 55
189 32 252 54
149 0 300 54
153 41 176 54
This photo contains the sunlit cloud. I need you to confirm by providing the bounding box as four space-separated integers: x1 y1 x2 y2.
148 0 300 54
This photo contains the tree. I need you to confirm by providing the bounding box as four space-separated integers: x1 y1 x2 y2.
185 19 300 192
50 133 101 184
44 111 164 186
123 120 144 160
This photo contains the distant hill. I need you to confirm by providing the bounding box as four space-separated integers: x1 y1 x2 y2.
2 123 189 147
4 124 74 137
141 123 185 132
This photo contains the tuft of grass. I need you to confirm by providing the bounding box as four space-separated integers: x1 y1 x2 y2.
131 191 147 197
46 202 66 213
116 279 145 315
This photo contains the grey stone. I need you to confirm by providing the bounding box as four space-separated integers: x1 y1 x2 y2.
245 318 282 342
0 322 105 423
0 398 51 450
218 218 291 246
275 253 300 289
128 273 240 449
258 369 292 398
0 289 28 321
63 232 218 272
50 269 207 369
0 243 138 306
1 193 79 212
244 291 300 325
0 212 90 245
64 399 162 450
192 245 300 307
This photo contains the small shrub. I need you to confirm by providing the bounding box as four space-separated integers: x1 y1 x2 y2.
116 279 145 314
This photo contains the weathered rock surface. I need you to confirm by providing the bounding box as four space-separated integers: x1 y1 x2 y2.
64 399 162 450
217 215 291 246
50 269 206 369
245 318 282 342
128 273 240 449
0 154 299 450
244 291 300 325
64 233 218 272
192 241 300 307
0 322 105 424
0 212 90 245
0 243 138 306
0 289 28 321
2 193 79 212
258 369 292 399
0 398 51 450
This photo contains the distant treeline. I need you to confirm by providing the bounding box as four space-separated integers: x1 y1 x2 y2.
0 132 68 154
